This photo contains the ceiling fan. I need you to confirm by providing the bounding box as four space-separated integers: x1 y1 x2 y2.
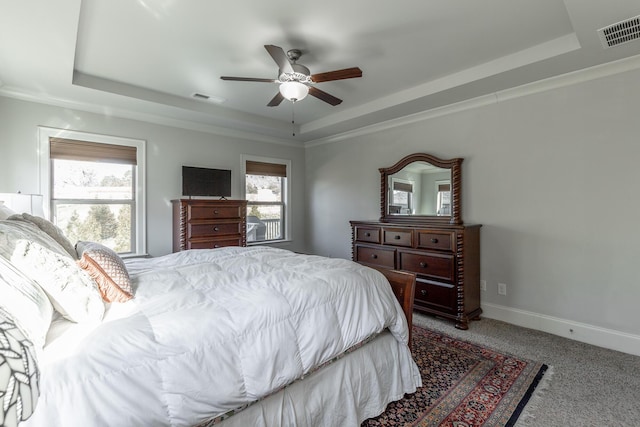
221 45 362 107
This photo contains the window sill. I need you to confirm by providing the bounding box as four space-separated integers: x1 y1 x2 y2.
247 239 291 246
121 253 151 259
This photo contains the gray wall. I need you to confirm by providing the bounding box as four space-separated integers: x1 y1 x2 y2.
305 67 640 339
0 97 306 256
2 66 639 350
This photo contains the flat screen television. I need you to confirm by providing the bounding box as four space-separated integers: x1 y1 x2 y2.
182 166 231 198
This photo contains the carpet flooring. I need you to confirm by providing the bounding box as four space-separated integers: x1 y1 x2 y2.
412 313 640 426
363 325 547 426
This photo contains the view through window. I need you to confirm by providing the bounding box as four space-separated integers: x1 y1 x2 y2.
52 159 135 253
41 132 145 256
245 159 288 243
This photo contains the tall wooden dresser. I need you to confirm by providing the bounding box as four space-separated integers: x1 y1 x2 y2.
172 199 247 252
351 221 481 329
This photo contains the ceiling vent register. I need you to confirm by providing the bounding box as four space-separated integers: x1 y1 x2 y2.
598 15 640 48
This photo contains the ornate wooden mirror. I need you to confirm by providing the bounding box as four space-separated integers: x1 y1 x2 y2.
380 153 463 225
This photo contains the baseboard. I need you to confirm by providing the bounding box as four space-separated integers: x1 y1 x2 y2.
481 302 640 357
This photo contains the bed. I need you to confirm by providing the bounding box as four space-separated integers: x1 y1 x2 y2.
0 213 421 427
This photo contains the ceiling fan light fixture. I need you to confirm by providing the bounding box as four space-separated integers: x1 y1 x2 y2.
279 81 309 102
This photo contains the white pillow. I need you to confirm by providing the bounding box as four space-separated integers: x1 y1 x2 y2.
0 257 53 349
19 213 78 259
0 201 16 220
10 240 104 323
0 217 70 261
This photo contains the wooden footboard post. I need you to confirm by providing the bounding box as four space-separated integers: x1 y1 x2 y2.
371 267 416 349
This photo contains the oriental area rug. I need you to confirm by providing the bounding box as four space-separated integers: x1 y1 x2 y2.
363 326 548 427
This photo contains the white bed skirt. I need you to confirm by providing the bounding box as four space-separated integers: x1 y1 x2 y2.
214 330 421 427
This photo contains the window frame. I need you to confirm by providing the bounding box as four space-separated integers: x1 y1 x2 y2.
435 179 451 216
390 177 414 214
241 154 291 244
38 127 147 256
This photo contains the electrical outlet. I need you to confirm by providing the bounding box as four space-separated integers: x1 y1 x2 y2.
480 280 487 291
498 283 507 295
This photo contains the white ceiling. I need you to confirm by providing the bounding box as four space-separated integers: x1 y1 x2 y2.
2 0 640 143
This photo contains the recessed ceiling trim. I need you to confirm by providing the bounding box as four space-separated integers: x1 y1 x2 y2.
0 85 300 147
301 33 581 135
305 52 640 147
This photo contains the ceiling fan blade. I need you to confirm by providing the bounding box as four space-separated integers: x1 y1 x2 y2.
308 86 343 106
220 76 277 83
311 67 362 83
264 45 294 74
267 92 285 107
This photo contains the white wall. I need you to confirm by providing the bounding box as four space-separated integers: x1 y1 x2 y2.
305 67 640 352
0 97 306 256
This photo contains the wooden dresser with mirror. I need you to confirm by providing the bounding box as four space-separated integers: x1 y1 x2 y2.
350 153 481 330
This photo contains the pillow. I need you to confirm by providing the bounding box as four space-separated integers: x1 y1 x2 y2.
0 256 53 350
76 241 133 303
0 217 71 262
0 309 40 427
8 239 104 323
0 201 16 220
18 213 78 260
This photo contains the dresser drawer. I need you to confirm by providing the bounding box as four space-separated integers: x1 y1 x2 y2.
383 228 413 247
416 230 454 252
415 280 456 313
355 245 396 269
188 222 242 237
355 226 381 243
187 237 243 249
188 205 241 220
399 250 455 282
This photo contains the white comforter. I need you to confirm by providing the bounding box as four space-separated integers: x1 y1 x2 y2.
24 247 412 427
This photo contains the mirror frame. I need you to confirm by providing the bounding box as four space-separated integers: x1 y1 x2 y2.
380 153 463 225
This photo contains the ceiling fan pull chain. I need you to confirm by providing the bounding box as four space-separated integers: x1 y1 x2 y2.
291 101 296 137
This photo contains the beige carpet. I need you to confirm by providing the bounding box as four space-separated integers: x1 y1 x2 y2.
412 313 640 427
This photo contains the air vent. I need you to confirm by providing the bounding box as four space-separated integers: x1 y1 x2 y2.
191 93 225 103
598 15 640 48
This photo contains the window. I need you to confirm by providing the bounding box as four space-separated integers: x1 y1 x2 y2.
39 128 146 256
243 156 290 243
390 178 413 214
435 180 451 216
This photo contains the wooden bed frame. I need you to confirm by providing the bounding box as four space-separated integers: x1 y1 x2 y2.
371 266 416 347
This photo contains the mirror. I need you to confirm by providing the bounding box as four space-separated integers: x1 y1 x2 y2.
380 153 463 225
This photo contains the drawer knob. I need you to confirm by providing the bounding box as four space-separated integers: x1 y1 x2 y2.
419 262 427 268
213 227 219 232
421 289 428 296
431 238 438 243
394 235 401 240
214 244 220 248
371 254 378 259
365 232 371 237
213 210 219 215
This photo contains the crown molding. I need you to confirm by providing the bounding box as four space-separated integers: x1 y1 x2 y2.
304 53 640 148
3 52 640 149
0 86 301 148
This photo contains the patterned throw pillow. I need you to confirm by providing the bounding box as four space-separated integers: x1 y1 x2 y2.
76 241 133 303
0 310 40 427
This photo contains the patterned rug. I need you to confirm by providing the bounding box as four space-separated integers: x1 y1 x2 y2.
363 325 548 427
